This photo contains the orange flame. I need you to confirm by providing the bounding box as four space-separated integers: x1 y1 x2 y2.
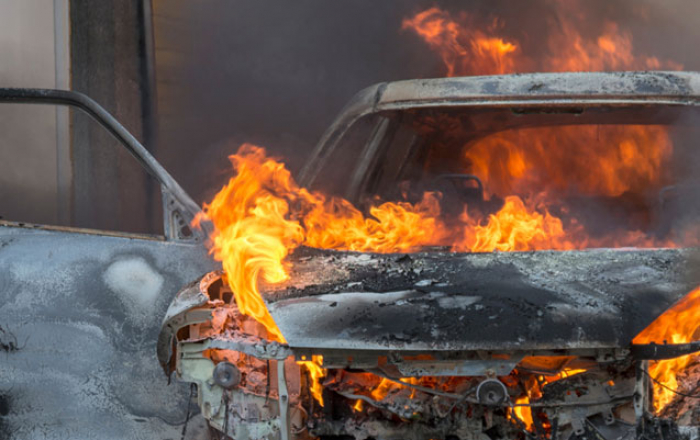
363 376 423 402
543 21 683 72
194 147 302 342
402 5 682 76
402 6 680 256
353 399 363 412
462 125 673 200
197 4 696 417
402 8 519 76
459 195 573 252
303 193 441 252
511 396 534 429
370 377 398 401
298 355 326 406
197 145 445 340
634 286 700 411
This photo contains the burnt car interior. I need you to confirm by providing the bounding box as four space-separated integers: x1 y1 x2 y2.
314 105 700 246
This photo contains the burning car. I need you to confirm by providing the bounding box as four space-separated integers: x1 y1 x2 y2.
158 72 700 440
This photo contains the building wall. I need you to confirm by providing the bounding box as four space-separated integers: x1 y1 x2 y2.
0 0 158 234
69 0 159 234
0 0 70 226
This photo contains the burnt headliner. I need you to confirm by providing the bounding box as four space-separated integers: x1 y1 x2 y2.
262 247 700 352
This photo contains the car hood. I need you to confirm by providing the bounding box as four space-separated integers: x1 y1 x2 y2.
261 247 700 352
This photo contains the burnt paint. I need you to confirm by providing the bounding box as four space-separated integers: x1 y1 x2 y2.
0 225 218 440
264 247 699 351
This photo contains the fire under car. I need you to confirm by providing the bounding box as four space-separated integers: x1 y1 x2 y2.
1 71 700 440
157 71 700 440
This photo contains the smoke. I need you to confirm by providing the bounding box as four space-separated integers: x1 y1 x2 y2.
154 0 436 204
661 117 700 243
153 0 700 206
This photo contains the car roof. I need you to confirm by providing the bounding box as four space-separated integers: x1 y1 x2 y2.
298 71 700 188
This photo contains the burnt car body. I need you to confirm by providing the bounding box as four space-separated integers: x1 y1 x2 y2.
158 72 700 440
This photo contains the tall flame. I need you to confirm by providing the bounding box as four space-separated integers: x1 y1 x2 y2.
402 5 680 253
512 396 534 430
195 147 302 342
197 145 445 340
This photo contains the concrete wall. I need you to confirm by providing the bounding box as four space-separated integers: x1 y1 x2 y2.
70 0 159 234
0 0 157 234
0 0 70 226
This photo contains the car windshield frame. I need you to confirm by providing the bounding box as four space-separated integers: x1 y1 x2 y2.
298 71 700 202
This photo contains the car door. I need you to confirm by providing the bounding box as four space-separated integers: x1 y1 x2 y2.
0 89 219 440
